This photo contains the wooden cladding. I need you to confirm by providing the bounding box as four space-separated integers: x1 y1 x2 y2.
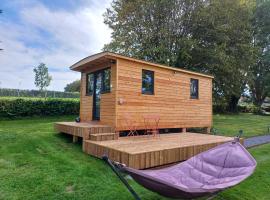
79 57 212 131
115 58 212 130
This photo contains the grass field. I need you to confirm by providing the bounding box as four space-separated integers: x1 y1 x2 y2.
213 113 270 137
0 115 270 200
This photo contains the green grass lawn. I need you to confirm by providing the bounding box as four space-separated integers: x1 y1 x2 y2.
214 113 270 137
0 115 270 200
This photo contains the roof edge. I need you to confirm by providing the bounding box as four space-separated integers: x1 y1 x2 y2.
70 52 109 70
70 51 214 79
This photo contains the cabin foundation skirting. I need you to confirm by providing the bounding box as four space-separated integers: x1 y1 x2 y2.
82 132 239 169
83 141 225 169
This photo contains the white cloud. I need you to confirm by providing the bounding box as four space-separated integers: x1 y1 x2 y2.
0 0 112 91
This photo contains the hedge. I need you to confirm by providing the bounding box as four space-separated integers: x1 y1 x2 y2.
0 97 80 117
0 88 79 98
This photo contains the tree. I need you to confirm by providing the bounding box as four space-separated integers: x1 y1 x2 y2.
64 80 80 92
248 0 270 106
104 0 204 65
176 0 256 112
33 63 52 97
104 0 255 112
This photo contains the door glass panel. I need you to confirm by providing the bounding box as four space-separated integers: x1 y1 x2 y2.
103 68 111 92
94 72 102 119
87 73 94 95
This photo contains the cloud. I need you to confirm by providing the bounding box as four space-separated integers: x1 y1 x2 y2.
0 0 112 91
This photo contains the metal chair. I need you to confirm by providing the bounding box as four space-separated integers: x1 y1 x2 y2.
123 114 138 137
143 115 160 137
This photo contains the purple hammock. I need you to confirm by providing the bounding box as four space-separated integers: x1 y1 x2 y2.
103 139 256 199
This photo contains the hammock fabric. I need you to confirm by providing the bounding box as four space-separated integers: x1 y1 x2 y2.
103 140 256 199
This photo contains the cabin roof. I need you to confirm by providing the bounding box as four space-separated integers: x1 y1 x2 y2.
70 51 214 79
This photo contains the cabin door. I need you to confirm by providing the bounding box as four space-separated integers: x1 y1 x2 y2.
92 72 102 120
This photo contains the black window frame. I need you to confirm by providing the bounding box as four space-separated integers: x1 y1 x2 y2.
142 69 154 95
190 78 199 99
86 67 111 96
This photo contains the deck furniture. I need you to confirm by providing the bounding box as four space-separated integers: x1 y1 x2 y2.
123 115 139 137
143 115 160 137
103 139 256 199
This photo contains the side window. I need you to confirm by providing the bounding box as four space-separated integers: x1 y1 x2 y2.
102 68 111 93
190 78 199 99
142 69 154 95
86 73 94 95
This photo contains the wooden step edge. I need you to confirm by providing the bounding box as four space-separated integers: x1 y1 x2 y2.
89 133 119 141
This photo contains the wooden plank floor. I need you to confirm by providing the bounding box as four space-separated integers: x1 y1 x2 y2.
54 122 114 139
84 133 234 169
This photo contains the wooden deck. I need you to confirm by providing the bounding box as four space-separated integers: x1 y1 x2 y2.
55 122 238 169
54 122 115 140
83 133 234 169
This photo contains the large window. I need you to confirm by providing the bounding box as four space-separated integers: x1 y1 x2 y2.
190 78 199 99
142 69 154 95
86 68 111 95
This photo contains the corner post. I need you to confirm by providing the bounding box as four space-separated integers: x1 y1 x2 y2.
73 135 79 143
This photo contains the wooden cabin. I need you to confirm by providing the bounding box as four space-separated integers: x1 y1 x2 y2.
71 51 213 131
54 51 226 170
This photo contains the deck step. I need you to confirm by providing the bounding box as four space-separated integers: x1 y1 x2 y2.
89 133 119 141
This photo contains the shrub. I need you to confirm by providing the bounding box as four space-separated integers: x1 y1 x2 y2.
0 97 79 118
0 88 79 98
213 104 227 114
238 103 261 114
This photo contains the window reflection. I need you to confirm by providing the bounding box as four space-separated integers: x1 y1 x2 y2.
86 68 111 96
190 79 199 99
142 69 154 95
103 68 111 92
87 73 94 95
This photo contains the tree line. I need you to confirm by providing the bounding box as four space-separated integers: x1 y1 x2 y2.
103 0 270 112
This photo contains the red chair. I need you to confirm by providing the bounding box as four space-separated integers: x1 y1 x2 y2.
123 114 138 137
143 115 160 137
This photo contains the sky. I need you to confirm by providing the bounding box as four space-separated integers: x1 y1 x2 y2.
0 0 112 91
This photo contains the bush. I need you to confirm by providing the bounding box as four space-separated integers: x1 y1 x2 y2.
213 104 227 114
0 88 79 98
238 103 261 114
0 97 80 118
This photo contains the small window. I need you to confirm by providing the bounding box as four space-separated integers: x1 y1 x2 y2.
102 68 111 93
86 73 94 95
190 78 199 99
142 69 154 95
